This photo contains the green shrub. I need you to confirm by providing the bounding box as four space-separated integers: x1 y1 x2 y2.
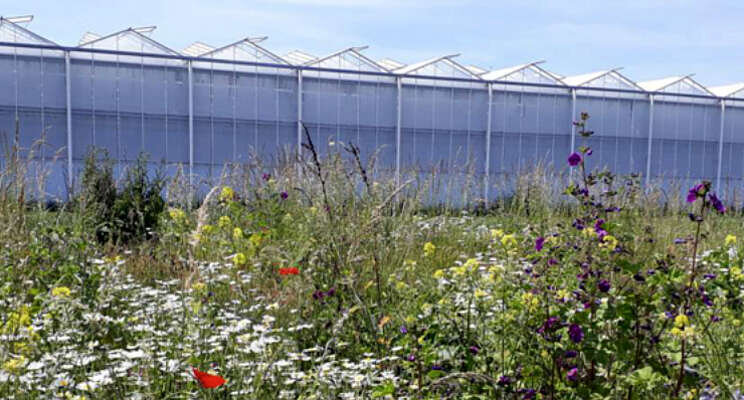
79 149 165 244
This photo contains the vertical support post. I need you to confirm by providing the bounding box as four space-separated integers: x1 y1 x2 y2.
484 83 492 206
570 89 577 151
645 95 655 187
569 89 576 181
395 76 402 186
187 60 194 185
297 69 303 158
64 51 73 189
716 100 725 190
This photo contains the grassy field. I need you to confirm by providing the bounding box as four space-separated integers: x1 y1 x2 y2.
2 124 744 399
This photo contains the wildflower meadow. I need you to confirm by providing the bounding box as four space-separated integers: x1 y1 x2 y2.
3 115 744 399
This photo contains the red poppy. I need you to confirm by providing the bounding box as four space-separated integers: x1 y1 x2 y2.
192 367 226 389
279 267 299 275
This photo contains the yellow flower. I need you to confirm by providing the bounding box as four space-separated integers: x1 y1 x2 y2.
51 286 71 298
168 208 185 221
464 258 479 270
233 227 243 240
474 288 487 298
192 282 206 293
600 235 618 249
423 242 436 257
583 227 596 237
674 314 689 329
451 265 467 277
433 269 445 279
249 233 263 248
2 355 26 373
396 281 408 290
218 215 231 229
726 235 737 246
234 252 247 266
219 186 235 202
500 234 517 248
202 224 215 235
490 229 504 239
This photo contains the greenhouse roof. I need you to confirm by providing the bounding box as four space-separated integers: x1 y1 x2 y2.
637 75 712 96
307 46 387 71
561 69 641 90
394 54 481 79
481 61 562 84
283 50 317 65
181 41 215 57
465 65 488 76
7 16 744 96
0 15 57 45
78 26 180 56
708 83 744 98
378 58 405 71
198 37 287 64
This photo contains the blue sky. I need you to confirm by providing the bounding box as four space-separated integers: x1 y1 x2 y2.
3 0 744 86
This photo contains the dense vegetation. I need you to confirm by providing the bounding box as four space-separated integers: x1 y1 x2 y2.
2 116 744 399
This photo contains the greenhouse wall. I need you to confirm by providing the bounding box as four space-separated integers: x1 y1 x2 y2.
0 42 741 203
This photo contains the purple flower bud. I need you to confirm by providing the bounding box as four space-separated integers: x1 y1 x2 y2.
568 324 584 343
400 325 408 334
568 152 582 167
262 173 270 181
598 279 611 293
280 191 288 200
469 345 479 355
519 388 537 399
497 375 512 386
407 354 415 362
535 236 545 252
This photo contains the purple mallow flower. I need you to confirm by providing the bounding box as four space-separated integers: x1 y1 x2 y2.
568 324 584 343
567 367 579 382
598 279 611 293
497 375 512 386
709 192 725 214
535 236 545 252
568 152 583 167
400 325 408 334
469 346 479 355
687 183 704 203
280 191 289 200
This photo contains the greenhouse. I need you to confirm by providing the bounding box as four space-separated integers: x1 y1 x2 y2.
1 15 743 201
